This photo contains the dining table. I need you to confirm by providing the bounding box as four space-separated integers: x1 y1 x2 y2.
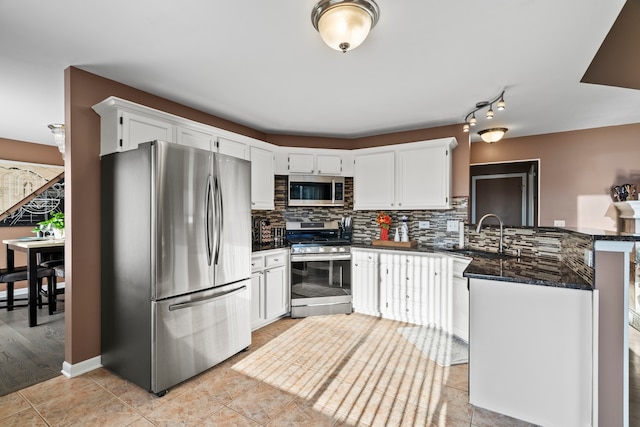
3 237 65 327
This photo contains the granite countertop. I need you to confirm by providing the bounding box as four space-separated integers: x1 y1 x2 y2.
462 255 593 291
252 241 289 253
350 241 593 290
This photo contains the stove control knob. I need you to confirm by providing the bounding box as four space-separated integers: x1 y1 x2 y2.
318 247 325 253
338 247 346 252
305 247 312 253
331 247 338 252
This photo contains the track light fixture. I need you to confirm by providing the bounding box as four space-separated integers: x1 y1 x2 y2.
462 90 508 142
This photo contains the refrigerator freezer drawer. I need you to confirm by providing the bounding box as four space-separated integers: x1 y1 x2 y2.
151 280 251 393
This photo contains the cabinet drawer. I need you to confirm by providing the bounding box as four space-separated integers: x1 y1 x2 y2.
251 256 264 272
265 252 286 268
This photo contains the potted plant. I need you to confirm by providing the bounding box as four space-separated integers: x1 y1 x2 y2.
32 212 65 239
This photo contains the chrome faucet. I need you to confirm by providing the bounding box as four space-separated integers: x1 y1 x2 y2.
476 213 504 254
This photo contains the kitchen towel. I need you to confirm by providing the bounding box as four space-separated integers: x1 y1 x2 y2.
397 325 468 367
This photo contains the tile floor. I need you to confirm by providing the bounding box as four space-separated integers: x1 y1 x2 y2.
0 313 561 426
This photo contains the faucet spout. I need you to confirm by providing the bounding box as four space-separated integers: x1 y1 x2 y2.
476 213 505 254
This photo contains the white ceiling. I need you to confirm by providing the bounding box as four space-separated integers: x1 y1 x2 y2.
1 0 638 146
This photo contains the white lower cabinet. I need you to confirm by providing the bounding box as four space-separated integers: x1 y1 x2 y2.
351 249 380 316
469 277 595 427
251 249 289 330
451 256 471 342
351 249 464 338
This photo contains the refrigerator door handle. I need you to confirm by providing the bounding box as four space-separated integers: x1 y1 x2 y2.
205 175 213 266
168 285 247 311
213 174 223 266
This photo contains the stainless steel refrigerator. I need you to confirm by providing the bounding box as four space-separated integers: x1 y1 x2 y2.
101 140 251 395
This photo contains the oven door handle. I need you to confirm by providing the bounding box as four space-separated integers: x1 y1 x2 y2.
291 254 352 262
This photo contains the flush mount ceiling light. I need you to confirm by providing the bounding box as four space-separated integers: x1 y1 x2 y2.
48 124 65 158
462 90 507 134
478 127 508 144
311 0 380 53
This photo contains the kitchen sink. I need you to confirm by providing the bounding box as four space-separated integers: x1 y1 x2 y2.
446 248 513 260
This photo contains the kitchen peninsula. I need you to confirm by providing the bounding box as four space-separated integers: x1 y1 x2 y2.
463 228 639 427
350 226 638 427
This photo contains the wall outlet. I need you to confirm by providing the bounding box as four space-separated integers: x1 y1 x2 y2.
447 220 459 232
584 249 593 267
553 219 566 227
418 221 430 229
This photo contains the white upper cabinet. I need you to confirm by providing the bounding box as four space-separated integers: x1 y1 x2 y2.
353 138 457 210
354 150 395 210
288 153 315 174
176 125 214 151
250 146 275 210
276 149 350 176
217 137 248 160
316 154 343 175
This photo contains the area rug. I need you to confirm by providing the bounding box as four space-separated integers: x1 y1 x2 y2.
397 325 468 367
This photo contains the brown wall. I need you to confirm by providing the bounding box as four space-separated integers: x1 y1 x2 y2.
470 123 640 227
0 138 63 271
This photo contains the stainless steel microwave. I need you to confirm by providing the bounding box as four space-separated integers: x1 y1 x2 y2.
288 175 345 207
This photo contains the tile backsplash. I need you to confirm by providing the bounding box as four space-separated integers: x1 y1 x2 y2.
251 175 594 284
252 176 468 247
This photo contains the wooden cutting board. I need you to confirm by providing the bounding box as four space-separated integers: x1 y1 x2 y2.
371 240 418 248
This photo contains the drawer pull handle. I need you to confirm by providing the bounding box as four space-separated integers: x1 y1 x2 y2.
273 258 279 262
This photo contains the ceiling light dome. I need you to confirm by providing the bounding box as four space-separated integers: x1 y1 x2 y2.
478 128 508 144
311 0 380 53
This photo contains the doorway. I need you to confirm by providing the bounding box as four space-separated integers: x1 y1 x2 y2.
470 160 539 226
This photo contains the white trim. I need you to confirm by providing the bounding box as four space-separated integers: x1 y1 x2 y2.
593 240 634 253
592 289 599 427
61 355 102 378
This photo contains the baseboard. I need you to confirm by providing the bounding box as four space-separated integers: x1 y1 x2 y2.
61 355 102 378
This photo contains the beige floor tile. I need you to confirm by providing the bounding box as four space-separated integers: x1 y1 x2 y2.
471 406 538 427
62 398 141 427
18 375 96 407
145 383 230 426
201 406 261 426
0 392 30 421
267 397 338 427
126 418 157 427
0 408 48 427
227 381 295 425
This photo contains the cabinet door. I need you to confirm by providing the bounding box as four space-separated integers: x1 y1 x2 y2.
354 151 395 210
121 111 173 151
176 125 214 151
351 251 379 316
452 257 471 341
218 137 248 160
316 154 342 175
265 265 287 319
249 146 275 210
288 153 315 174
250 271 264 330
396 143 451 209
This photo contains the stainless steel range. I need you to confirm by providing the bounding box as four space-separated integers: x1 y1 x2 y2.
286 221 352 318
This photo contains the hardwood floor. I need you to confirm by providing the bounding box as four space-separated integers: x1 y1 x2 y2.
0 298 64 397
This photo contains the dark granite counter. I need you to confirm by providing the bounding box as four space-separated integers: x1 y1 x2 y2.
462 255 593 291
562 227 640 242
251 241 289 253
351 241 593 290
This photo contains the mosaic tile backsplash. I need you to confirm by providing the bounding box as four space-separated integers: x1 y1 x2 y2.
252 175 594 284
252 176 468 248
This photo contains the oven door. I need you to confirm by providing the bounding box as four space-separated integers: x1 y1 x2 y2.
290 254 352 317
